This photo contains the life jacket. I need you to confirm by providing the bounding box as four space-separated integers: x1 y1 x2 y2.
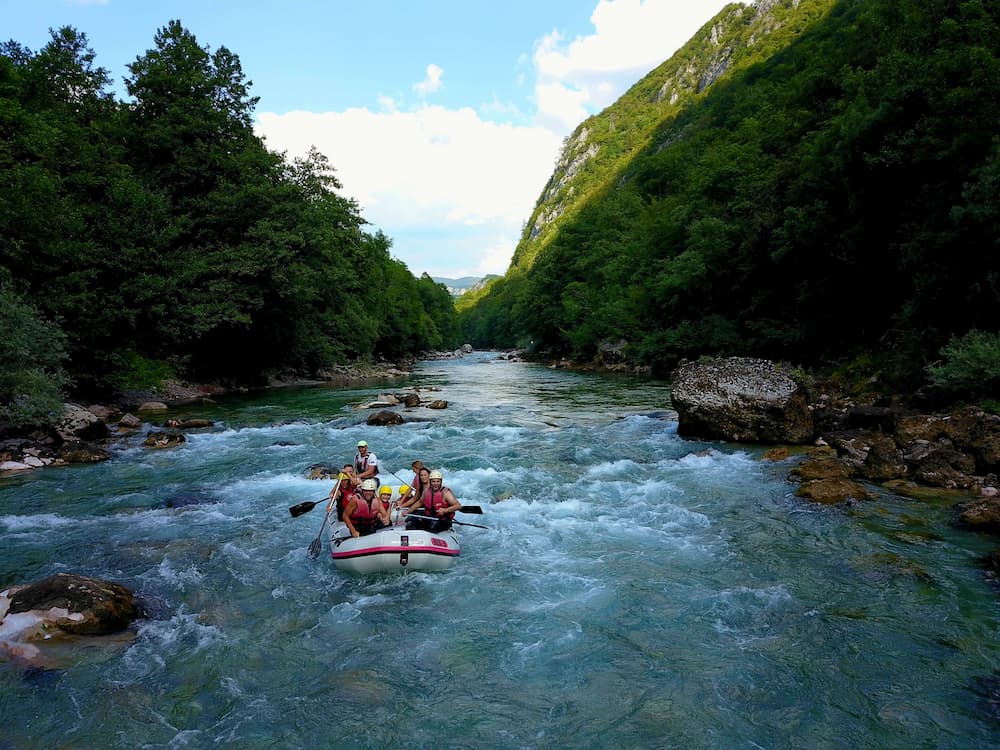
355 452 378 476
350 494 379 524
422 487 453 519
336 486 355 521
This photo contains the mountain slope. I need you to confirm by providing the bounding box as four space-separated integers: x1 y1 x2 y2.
510 0 836 274
460 0 1000 385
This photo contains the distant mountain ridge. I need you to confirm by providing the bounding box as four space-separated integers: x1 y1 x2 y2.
433 275 498 297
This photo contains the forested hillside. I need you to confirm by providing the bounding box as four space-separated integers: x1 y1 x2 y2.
0 23 458 426
460 0 1000 392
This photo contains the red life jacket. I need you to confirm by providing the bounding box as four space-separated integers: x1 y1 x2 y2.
422 487 453 519
351 494 378 523
336 487 355 520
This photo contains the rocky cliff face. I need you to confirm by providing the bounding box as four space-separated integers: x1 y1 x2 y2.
510 0 832 273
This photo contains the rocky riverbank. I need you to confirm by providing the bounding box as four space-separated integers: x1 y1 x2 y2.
0 350 486 477
0 359 418 476
670 357 1000 535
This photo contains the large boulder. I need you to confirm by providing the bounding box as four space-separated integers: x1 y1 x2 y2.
964 410 1000 470
859 434 908 481
907 442 978 489
54 403 110 443
367 410 405 426
1 573 140 638
671 357 813 444
118 413 142 429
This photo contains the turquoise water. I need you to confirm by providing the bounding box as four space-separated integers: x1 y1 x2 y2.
2 353 999 749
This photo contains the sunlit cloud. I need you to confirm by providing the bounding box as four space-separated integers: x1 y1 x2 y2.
255 106 561 276
533 0 742 132
413 63 444 96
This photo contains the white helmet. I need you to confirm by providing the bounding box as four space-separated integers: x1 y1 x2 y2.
361 478 378 491
429 470 443 480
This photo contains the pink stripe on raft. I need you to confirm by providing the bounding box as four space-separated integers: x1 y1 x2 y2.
332 545 460 559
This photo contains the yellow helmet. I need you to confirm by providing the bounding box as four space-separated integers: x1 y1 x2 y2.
399 484 410 494
379 485 392 495
337 472 349 481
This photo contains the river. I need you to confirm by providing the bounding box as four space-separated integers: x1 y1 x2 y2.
2 352 999 749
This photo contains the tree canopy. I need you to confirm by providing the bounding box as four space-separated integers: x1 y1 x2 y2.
0 23 457 424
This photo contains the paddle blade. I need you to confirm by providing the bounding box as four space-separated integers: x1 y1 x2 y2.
458 505 483 514
307 535 323 559
289 500 318 518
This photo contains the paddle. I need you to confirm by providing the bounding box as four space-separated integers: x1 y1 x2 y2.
406 513 489 530
307 478 342 559
288 497 325 517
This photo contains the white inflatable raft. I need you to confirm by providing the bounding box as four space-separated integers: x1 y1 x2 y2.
328 520 460 574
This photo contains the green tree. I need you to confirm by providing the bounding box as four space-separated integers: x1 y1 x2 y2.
0 286 68 427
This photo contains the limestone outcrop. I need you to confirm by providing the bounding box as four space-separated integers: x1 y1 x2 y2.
671 357 813 443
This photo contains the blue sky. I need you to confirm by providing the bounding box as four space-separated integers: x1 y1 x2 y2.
4 0 740 278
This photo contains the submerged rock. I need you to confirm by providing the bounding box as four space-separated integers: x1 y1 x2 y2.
58 443 111 464
165 418 214 430
367 410 405 426
957 496 1000 533
143 430 185 449
161 493 223 509
306 463 338 480
1 573 141 639
796 477 870 504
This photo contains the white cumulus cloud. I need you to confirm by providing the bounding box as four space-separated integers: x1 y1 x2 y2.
413 63 444 96
533 0 740 132
255 106 561 276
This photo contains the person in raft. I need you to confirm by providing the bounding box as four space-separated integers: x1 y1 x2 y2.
384 484 409 525
400 465 430 514
397 484 410 510
343 478 391 537
354 440 379 486
405 470 462 532
378 484 394 521
408 460 425 491
327 471 356 521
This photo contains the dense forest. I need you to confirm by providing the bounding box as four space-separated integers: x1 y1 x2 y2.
459 0 1000 397
0 22 459 428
